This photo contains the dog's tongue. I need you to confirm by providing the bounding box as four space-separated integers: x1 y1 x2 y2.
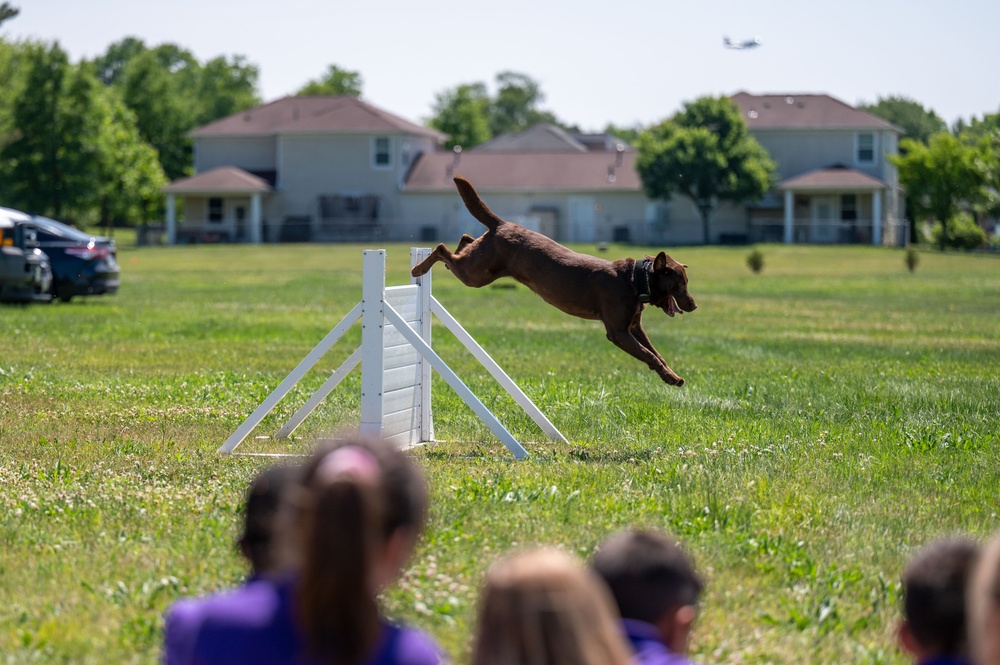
666 297 680 317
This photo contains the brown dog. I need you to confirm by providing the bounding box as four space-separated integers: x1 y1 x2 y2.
411 176 697 386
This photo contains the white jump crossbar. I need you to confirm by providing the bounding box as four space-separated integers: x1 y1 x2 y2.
219 248 566 459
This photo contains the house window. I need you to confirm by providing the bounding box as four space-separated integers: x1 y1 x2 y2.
841 194 857 221
208 197 224 223
372 137 391 168
856 133 875 164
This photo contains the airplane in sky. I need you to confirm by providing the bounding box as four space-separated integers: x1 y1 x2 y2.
724 36 762 49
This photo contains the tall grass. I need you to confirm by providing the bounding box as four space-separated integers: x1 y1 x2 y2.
1 243 998 663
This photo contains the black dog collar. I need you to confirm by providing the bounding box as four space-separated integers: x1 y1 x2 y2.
633 259 652 303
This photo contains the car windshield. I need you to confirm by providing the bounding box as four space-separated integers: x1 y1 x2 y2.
30 216 97 243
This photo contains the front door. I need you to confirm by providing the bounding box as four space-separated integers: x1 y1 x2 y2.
811 197 838 243
568 197 596 243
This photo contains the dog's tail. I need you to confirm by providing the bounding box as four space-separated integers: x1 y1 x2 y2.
454 175 504 231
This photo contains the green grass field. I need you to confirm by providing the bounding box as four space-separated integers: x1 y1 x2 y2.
1 242 998 664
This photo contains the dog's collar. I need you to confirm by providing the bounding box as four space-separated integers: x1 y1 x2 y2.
633 259 652 303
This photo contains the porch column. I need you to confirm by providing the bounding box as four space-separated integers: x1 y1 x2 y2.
783 190 794 244
872 189 883 246
250 193 262 244
166 194 177 245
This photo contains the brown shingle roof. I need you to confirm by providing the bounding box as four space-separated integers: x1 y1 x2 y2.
731 92 901 131
163 166 272 194
472 124 589 152
780 165 886 191
190 96 446 141
405 152 641 191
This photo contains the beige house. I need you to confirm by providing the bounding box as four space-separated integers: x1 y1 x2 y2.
163 95 446 244
728 92 905 245
163 92 904 246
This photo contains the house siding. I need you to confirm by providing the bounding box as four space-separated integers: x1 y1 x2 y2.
195 137 276 173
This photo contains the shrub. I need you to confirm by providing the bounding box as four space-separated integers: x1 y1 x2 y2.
928 213 988 250
746 247 765 273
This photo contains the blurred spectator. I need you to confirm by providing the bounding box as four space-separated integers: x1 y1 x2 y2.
592 529 704 665
471 547 632 665
897 537 979 665
969 534 1000 665
163 436 443 665
238 463 302 580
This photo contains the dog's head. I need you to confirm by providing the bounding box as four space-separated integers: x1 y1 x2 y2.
649 251 697 317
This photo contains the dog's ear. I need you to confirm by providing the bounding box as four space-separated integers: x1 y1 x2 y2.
653 251 668 272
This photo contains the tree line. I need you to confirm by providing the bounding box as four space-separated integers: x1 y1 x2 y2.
1 5 997 246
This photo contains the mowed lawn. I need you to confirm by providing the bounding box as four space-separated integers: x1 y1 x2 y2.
1 242 998 664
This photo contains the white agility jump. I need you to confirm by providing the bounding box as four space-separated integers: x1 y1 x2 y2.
219 248 567 459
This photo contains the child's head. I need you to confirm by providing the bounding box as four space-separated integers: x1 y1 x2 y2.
290 436 428 665
591 529 703 654
237 463 302 578
898 537 979 662
471 548 632 665
969 534 1000 665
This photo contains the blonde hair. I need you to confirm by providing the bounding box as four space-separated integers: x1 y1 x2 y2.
970 534 1000 665
471 548 632 665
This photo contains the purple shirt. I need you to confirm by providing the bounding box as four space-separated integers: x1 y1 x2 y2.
164 579 443 665
622 619 699 665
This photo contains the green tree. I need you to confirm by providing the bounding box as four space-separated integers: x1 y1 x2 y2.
636 96 777 244
96 96 168 226
0 43 71 217
91 36 147 86
891 133 988 250
0 2 18 27
860 96 947 150
296 64 363 97
120 50 194 180
428 83 491 149
196 55 260 124
488 71 558 136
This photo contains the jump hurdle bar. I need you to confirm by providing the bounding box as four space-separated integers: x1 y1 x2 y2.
219 248 567 459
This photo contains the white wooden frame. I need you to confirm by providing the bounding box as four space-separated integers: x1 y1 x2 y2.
219 248 566 459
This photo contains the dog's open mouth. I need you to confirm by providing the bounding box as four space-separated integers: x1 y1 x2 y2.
666 296 682 317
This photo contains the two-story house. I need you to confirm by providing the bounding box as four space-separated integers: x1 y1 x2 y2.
728 92 905 246
163 95 446 244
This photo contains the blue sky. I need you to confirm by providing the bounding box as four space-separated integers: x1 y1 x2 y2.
6 0 999 131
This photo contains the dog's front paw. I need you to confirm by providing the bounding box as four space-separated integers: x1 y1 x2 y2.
660 371 684 387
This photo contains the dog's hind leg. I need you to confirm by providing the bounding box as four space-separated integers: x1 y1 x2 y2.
411 243 456 277
605 326 684 386
456 234 476 252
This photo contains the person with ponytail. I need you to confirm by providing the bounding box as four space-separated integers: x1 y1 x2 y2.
163 436 442 665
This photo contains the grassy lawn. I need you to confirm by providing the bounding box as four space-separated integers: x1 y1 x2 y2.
1 242 998 664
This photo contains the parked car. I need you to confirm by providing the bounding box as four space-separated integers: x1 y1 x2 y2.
0 207 53 303
16 215 120 302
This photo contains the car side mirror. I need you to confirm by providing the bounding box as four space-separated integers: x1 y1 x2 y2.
24 229 39 249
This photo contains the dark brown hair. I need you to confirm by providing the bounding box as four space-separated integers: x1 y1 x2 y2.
902 537 979 656
591 529 703 624
296 437 428 665
238 463 302 577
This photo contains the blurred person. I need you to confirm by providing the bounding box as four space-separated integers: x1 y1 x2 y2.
163 436 442 665
969 534 1000 665
238 462 303 580
897 537 979 665
470 547 632 665
591 529 704 665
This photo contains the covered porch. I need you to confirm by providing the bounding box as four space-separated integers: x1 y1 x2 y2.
162 167 272 244
749 166 889 245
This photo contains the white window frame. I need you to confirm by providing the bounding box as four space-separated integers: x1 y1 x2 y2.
856 132 876 165
372 136 392 169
